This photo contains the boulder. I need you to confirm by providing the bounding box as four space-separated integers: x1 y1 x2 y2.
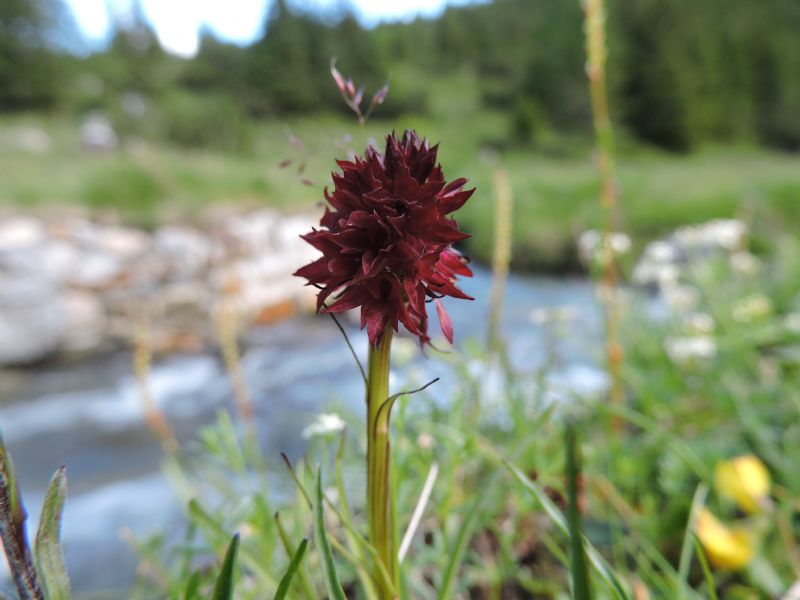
0 277 63 365
61 291 106 354
81 114 118 151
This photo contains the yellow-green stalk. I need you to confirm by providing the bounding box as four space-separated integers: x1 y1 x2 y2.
584 0 624 417
487 169 513 353
366 327 395 597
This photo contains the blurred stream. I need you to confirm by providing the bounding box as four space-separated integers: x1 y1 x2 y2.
0 267 604 594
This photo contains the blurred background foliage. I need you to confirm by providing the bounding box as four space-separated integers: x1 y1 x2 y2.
3 0 800 152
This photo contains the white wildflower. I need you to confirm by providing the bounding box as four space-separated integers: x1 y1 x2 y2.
529 305 579 325
301 413 347 439
578 230 631 263
663 285 700 312
577 229 601 263
665 336 717 365
784 312 800 334
684 312 715 335
656 264 681 288
732 294 771 323
632 261 679 287
609 232 632 255
730 251 760 276
674 219 746 251
647 240 679 263
416 432 435 450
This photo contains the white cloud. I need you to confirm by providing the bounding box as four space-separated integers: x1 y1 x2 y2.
67 0 111 41
65 0 484 57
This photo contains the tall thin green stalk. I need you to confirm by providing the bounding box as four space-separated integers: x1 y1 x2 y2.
583 0 624 421
366 327 395 597
487 169 513 353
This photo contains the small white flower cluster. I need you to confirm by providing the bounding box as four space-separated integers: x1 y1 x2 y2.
730 251 760 276
630 219 758 368
577 230 631 265
784 312 800 334
633 219 752 291
683 312 715 335
632 241 681 290
665 335 717 366
672 219 747 252
301 413 347 440
529 305 579 326
732 294 772 323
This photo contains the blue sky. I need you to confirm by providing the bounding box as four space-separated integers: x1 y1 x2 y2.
65 0 486 57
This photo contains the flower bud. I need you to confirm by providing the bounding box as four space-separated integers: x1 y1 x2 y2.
695 508 753 570
714 455 771 513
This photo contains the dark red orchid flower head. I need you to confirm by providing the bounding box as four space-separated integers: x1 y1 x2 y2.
294 130 475 347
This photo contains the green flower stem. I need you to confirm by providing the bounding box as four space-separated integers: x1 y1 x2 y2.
366 326 395 598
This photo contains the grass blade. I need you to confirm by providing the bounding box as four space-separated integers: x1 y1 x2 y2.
504 460 629 600
183 571 202 600
335 432 380 600
692 535 718 600
677 485 708 599
211 534 240 600
566 425 591 600
436 491 483 600
34 466 71 600
274 513 317 600
313 468 347 600
398 462 439 563
274 538 309 600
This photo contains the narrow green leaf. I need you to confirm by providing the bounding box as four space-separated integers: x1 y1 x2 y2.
565 425 591 600
274 513 317 600
436 489 485 600
211 534 239 600
692 535 718 600
274 538 309 600
34 466 71 600
280 453 312 510
677 485 708 600
335 433 379 600
504 460 629 600
313 469 347 600
183 571 202 600
188 500 276 588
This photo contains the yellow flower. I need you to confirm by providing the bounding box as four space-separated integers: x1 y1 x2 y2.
695 508 753 570
714 455 771 513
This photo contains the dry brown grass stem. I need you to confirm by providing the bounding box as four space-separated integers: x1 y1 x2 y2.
133 318 178 454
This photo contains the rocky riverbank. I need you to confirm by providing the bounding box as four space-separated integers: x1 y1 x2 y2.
0 210 319 366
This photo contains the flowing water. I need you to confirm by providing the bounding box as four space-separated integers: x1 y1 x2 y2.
0 267 605 594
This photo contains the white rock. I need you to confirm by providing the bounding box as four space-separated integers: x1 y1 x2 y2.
81 114 118 151
39 241 81 284
13 126 51 154
154 226 211 278
61 291 106 353
225 209 281 253
0 277 63 365
94 226 150 261
0 217 45 252
69 252 122 289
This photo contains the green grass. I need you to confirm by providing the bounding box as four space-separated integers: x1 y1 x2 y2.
2 94 800 268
